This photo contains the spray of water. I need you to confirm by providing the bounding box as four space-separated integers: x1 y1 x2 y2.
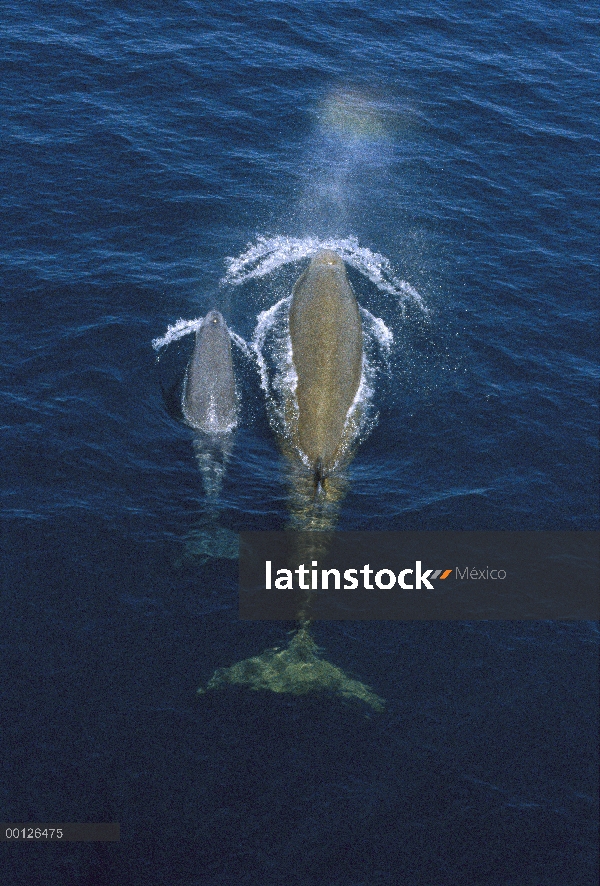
152 316 205 352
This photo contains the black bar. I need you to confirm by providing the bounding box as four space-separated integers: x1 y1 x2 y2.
1 824 120 842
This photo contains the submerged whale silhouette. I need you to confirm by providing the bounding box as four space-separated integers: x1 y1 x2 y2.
289 250 363 485
182 310 237 433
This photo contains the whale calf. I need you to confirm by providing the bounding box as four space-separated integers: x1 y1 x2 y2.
182 310 237 433
289 250 363 483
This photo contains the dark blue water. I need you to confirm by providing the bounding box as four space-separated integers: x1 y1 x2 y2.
1 1 598 883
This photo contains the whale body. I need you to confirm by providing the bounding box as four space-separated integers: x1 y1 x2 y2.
182 310 237 433
289 250 363 480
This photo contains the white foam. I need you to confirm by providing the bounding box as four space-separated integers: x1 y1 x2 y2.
229 330 254 359
360 307 393 354
153 317 254 360
222 235 428 315
152 316 204 351
250 296 292 396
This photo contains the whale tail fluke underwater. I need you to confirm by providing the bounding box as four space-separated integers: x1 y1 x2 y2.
198 625 385 713
198 525 386 713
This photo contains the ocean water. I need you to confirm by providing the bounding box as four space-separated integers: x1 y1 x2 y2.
1 1 598 884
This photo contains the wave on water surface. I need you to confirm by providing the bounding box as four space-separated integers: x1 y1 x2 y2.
153 235 424 352
152 316 252 357
222 235 428 316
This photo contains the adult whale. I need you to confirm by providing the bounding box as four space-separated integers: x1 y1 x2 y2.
289 250 363 486
182 310 237 433
197 263 385 710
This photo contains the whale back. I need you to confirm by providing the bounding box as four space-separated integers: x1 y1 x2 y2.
289 250 362 474
182 310 237 433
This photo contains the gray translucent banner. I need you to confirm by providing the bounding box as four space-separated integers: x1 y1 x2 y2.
0 823 120 841
239 531 599 620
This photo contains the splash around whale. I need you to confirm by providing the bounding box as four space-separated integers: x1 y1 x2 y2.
222 234 428 316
